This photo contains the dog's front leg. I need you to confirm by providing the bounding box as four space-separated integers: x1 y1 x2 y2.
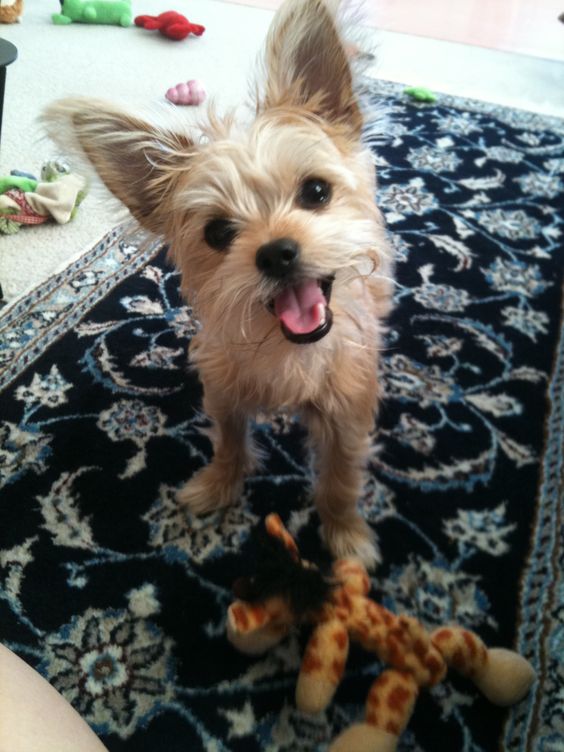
177 392 255 515
304 402 378 570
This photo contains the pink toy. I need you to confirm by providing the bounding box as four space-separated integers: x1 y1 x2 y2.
166 80 206 106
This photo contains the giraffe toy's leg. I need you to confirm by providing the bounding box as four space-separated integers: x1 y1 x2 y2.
431 626 488 678
329 669 418 752
431 627 535 706
365 670 419 738
296 619 349 714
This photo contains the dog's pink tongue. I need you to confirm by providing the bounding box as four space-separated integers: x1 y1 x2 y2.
274 280 326 335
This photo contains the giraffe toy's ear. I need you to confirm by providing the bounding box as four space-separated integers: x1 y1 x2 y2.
265 513 299 560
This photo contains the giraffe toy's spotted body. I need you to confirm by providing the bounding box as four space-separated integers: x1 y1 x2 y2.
227 514 536 751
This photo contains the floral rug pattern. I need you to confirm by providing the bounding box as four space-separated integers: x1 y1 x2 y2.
1 82 563 751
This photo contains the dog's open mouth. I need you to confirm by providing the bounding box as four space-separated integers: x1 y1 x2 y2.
267 277 334 344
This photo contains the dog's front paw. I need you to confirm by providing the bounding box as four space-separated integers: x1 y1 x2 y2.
176 464 242 515
321 516 381 571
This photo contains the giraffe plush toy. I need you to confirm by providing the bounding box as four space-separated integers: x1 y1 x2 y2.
227 514 535 752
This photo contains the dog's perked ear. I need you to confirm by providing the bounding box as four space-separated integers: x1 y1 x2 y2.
42 98 195 236
261 0 363 136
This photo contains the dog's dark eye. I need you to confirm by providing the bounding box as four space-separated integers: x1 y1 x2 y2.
298 178 332 209
204 219 237 251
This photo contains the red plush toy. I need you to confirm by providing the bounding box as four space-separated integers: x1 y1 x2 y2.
134 11 205 41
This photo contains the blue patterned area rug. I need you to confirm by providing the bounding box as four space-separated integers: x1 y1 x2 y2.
1 82 563 752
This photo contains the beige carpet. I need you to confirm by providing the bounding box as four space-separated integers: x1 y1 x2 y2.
0 0 273 301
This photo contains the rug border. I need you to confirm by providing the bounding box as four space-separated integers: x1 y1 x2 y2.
503 282 564 748
0 223 165 391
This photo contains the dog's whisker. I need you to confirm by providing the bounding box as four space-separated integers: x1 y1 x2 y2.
342 308 363 334
252 322 280 360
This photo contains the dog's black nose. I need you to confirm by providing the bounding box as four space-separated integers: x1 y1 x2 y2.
256 238 300 279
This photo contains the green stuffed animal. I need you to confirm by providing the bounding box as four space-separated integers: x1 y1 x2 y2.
0 176 38 194
52 0 132 26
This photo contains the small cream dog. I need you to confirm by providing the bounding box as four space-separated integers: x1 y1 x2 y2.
45 0 393 567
